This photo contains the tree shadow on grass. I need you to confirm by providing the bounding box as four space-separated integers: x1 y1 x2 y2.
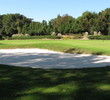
0 65 110 100
0 43 3 45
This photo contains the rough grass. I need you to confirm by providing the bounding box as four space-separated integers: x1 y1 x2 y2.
0 39 110 55
0 64 110 100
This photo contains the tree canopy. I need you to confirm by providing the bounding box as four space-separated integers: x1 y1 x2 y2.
0 8 110 38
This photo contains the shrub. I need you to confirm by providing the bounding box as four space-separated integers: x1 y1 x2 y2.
72 34 83 39
88 35 110 40
62 34 83 40
62 37 73 40
8 35 61 40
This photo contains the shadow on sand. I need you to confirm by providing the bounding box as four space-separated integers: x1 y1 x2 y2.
0 52 110 69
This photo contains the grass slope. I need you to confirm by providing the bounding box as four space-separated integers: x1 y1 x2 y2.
0 39 110 55
0 65 110 100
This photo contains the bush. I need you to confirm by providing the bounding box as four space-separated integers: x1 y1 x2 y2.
62 37 73 40
62 34 83 40
72 34 83 39
88 35 110 40
8 35 61 40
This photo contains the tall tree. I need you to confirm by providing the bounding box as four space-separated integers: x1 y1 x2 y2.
96 8 110 35
53 14 74 34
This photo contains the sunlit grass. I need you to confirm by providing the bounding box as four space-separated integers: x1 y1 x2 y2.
97 84 110 91
1 39 110 55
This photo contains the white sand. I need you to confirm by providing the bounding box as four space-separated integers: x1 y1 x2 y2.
0 49 110 69
0 49 61 53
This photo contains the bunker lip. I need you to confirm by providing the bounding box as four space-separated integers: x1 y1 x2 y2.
0 49 110 69
0 48 62 54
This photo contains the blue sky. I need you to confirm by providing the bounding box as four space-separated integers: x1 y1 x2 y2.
0 0 110 22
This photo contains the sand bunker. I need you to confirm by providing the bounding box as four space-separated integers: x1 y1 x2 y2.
0 49 110 69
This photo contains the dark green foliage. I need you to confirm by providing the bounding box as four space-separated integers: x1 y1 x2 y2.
0 35 2 40
53 14 74 34
0 8 110 38
0 14 32 37
94 8 110 35
88 35 110 40
78 11 98 33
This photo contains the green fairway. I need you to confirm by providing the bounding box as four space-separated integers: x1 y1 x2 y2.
0 39 110 55
0 65 110 100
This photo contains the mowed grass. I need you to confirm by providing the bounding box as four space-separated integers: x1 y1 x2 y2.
0 40 110 100
0 65 110 100
0 39 110 55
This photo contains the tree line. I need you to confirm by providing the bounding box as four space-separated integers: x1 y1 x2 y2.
0 8 110 38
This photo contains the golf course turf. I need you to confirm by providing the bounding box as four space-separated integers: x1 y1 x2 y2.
0 39 110 100
0 65 110 100
0 39 110 55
